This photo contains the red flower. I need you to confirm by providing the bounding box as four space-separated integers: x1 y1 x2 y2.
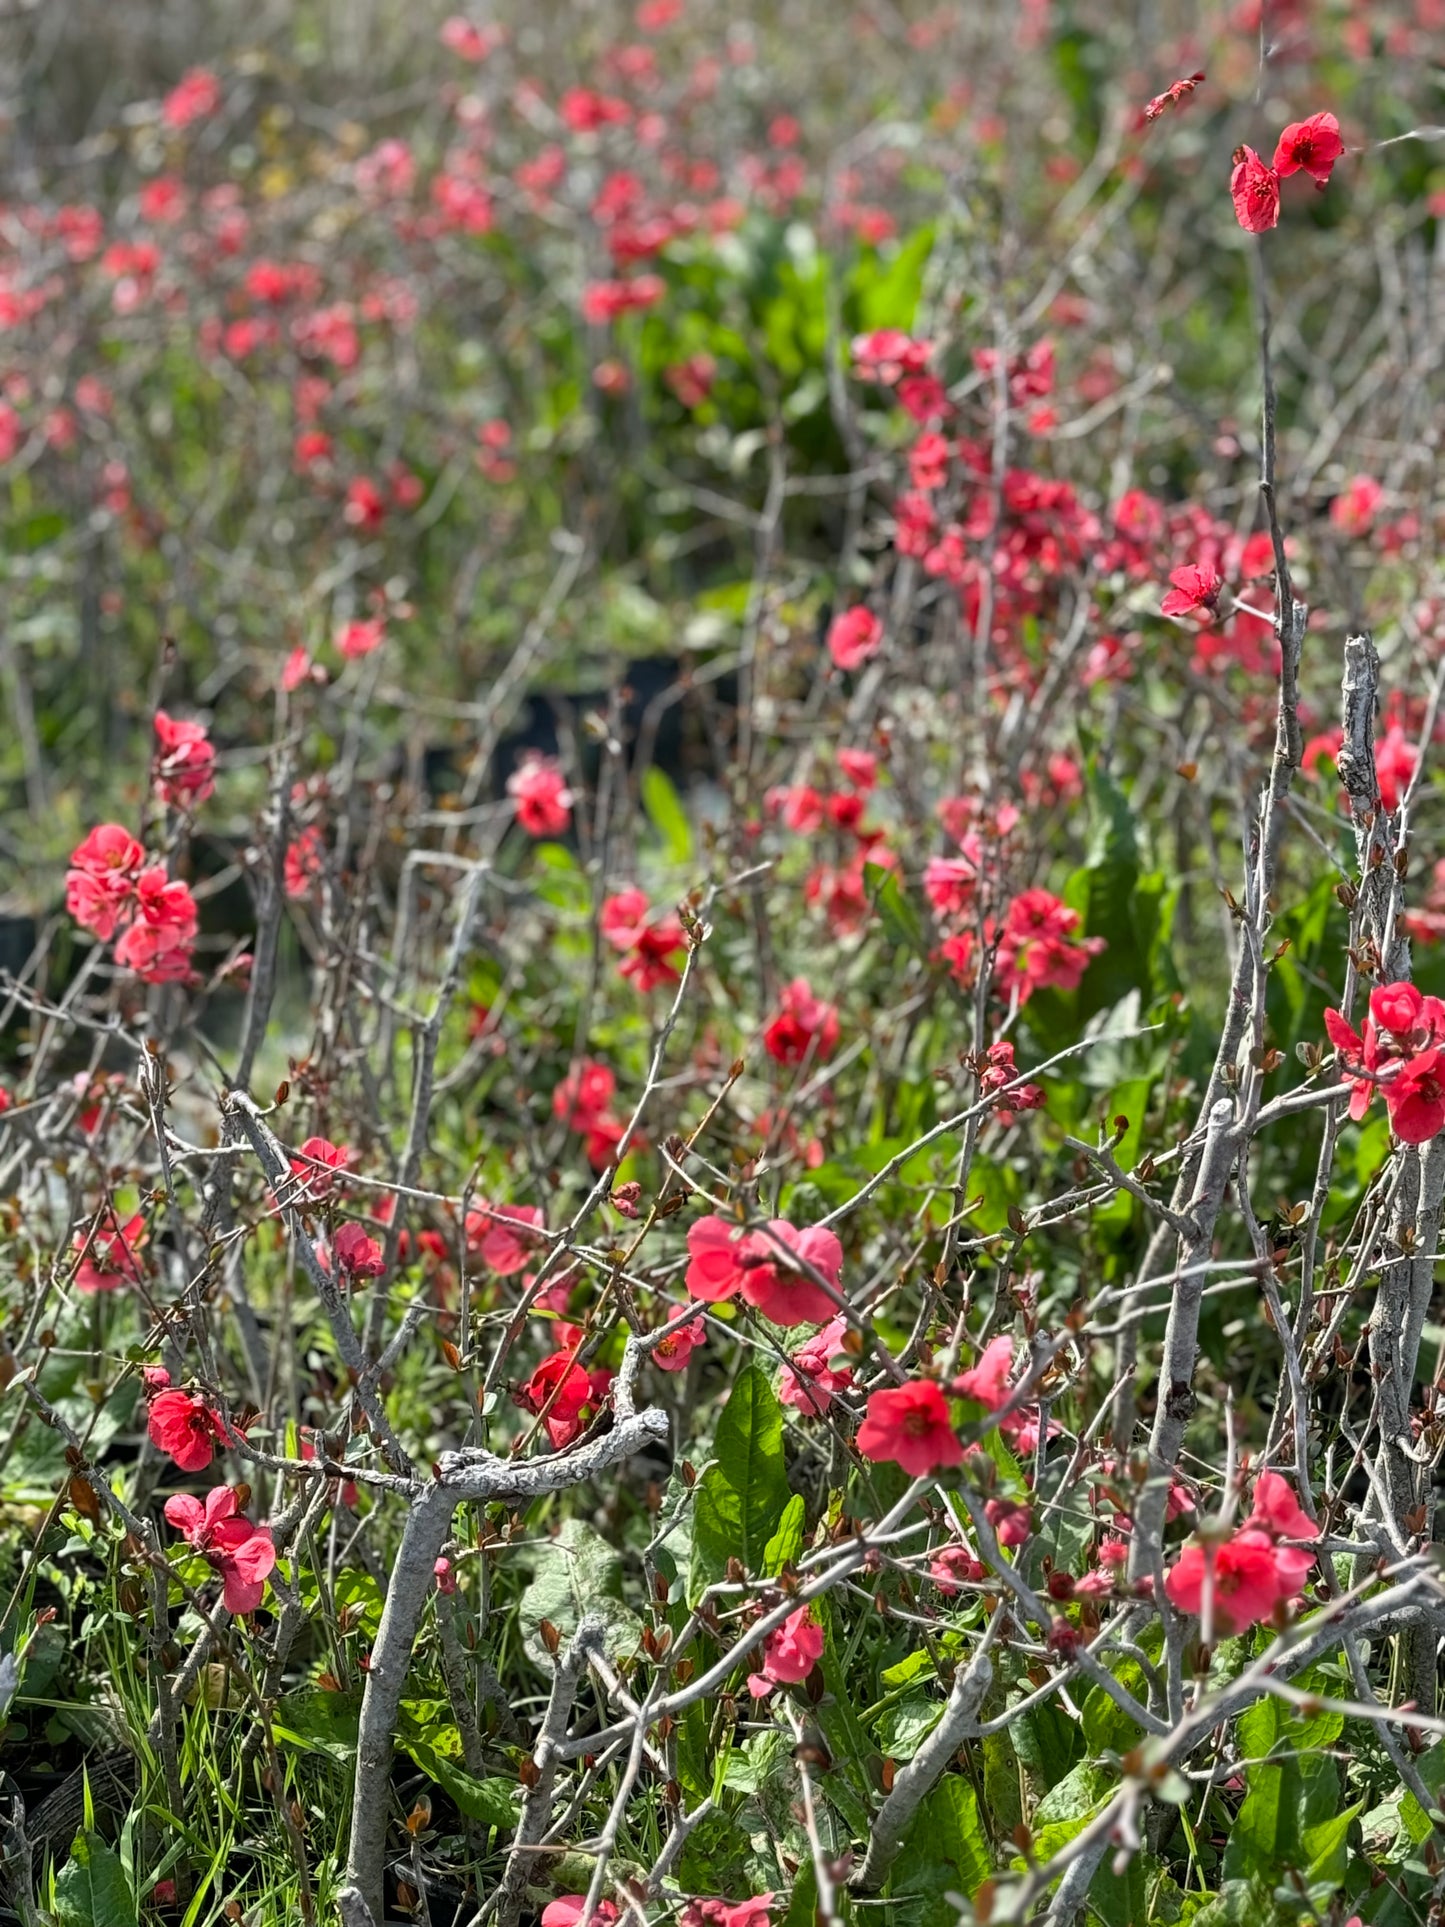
284 826 325 900
153 711 216 809
1160 563 1223 618
467 1203 546 1275
517 1349 598 1448
288 1135 352 1200
856 1379 963 1476
600 888 687 991
1324 981 1445 1143
1164 1528 1313 1635
1273 111 1343 186
742 1222 843 1326
685 1216 755 1302
1247 1470 1315 1539
161 68 221 130
508 754 574 837
73 1210 147 1293
827 607 882 672
995 890 1104 1000
66 825 145 941
850 329 934 385
1230 146 1281 233
763 978 839 1066
747 1605 824 1697
332 1223 385 1280
164 1486 276 1614
954 1334 1013 1410
148 1387 227 1473
335 617 385 660
1143 71 1205 123
985 1497 1032 1546
343 477 386 530
1330 474 1383 537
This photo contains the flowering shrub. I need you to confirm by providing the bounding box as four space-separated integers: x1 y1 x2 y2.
6 5 1445 1927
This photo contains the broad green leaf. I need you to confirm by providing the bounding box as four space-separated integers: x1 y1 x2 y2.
763 1492 806 1576
396 1734 520 1827
875 1688 944 1762
690 1366 790 1595
519 1517 642 1667
54 1833 138 1927
890 1776 992 1927
1302 1802 1360 1889
641 764 693 864
864 861 926 955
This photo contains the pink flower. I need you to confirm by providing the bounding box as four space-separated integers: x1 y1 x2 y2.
685 1216 755 1302
995 890 1104 1001
148 1387 226 1473
440 15 502 59
930 1542 984 1594
1273 111 1343 186
1247 1470 1316 1540
652 1314 707 1372
851 330 933 385
434 1557 458 1595
542 1901 619 1927
747 1605 824 1696
779 1316 854 1415
763 978 839 1066
1160 563 1223 619
856 1380 963 1476
335 617 386 660
954 1334 1014 1409
284 826 325 900
73 1210 147 1293
164 1486 276 1614
600 888 686 991
66 825 145 941
1330 474 1383 537
984 1497 1031 1547
332 1223 385 1280
161 68 221 130
742 1222 843 1327
153 711 216 808
467 1203 546 1275
508 754 574 837
923 856 977 918
1230 145 1281 233
827 606 882 672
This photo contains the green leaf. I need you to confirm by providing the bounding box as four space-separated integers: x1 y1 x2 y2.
273 1685 361 1765
641 764 693 865
763 1493 806 1576
690 1366 790 1596
1302 1801 1360 1889
396 1735 520 1827
890 1776 992 1927
519 1517 643 1667
864 861 926 955
54 1832 138 1927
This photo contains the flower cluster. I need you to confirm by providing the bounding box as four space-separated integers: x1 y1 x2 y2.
600 888 687 991
1164 1472 1316 1636
1230 112 1343 234
686 1215 844 1326
1324 980 1445 1144
164 1485 276 1615
65 825 200 984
